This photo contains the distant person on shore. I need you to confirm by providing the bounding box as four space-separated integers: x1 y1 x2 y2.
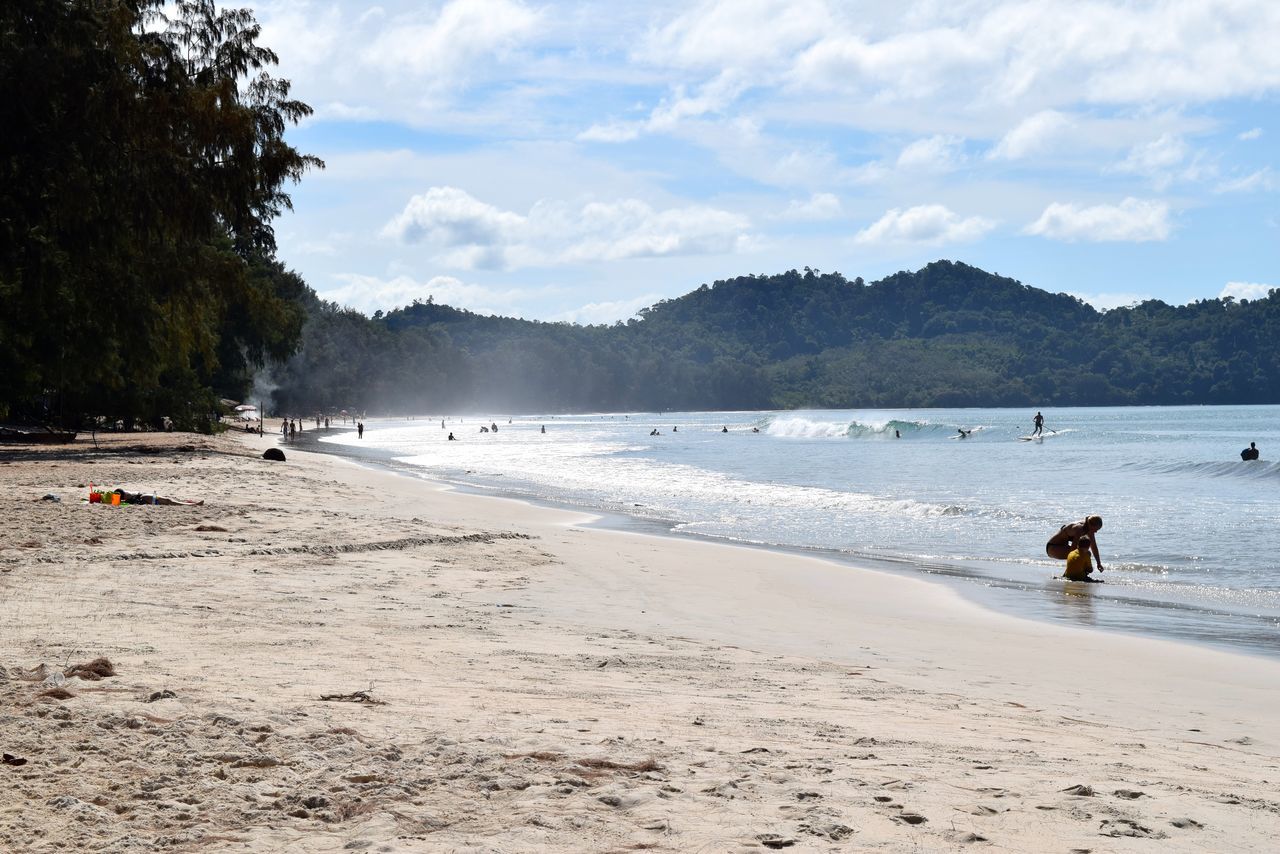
357 422 364 439
1031 411 1045 437
1241 442 1260 461
1046 516 1103 572
1061 535 1100 582
289 420 296 440
540 425 546 434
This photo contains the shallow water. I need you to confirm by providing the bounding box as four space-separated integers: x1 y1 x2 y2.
318 406 1280 658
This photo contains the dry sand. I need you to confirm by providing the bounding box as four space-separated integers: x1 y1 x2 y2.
1 430 1277 852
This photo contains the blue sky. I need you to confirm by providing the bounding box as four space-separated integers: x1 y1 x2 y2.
256 0 1280 323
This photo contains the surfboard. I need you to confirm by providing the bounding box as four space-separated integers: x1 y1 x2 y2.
1018 430 1057 441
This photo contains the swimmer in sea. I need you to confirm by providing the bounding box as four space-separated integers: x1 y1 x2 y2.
1046 515 1103 572
957 428 971 438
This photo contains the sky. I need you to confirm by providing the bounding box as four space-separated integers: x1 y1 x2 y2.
254 0 1280 323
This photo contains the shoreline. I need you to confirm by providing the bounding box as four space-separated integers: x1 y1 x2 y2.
2 430 1278 851
299 422 1280 662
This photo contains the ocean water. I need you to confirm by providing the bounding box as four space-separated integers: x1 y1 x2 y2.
317 406 1280 658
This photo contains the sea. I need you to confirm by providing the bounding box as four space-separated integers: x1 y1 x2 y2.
313 406 1280 659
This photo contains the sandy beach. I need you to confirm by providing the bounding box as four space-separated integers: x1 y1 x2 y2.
1 430 1277 853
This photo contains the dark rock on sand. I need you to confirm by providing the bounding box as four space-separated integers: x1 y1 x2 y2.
263 448 286 461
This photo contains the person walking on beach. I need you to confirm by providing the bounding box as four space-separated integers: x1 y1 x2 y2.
1047 516 1103 572
1241 442 1260 461
1061 535 1100 582
357 421 364 439
1031 411 1045 437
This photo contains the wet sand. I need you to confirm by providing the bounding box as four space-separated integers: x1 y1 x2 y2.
1 430 1277 851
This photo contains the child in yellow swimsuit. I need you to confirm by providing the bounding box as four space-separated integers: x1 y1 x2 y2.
1063 535 1098 582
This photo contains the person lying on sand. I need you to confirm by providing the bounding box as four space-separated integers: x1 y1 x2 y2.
1062 535 1101 582
112 489 203 506
1047 515 1103 571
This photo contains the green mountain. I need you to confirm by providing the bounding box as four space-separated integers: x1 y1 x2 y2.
271 260 1280 414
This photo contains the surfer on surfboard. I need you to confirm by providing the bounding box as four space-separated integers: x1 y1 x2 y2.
1031 411 1045 437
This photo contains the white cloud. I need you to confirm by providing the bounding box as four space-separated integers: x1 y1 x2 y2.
382 187 753 269
580 70 747 142
897 135 965 172
1024 198 1171 242
361 0 539 84
642 0 830 71
381 187 526 255
788 2 1280 107
778 192 842 220
988 110 1073 159
1215 168 1279 194
552 293 666 325
1119 134 1188 173
1220 281 1275 301
1238 127 1263 141
854 204 995 246
1111 133 1209 188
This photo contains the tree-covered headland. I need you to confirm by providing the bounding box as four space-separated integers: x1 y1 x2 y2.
1 0 319 428
271 262 1280 415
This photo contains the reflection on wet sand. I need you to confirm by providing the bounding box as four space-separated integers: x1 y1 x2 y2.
1054 580 1099 626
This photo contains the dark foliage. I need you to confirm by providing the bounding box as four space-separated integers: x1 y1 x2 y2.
0 0 318 427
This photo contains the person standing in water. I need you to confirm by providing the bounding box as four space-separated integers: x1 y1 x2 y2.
1046 515 1103 572
1241 442 1260 461
1031 411 1045 437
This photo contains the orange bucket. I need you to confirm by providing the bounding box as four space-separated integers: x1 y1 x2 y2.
110 493 121 506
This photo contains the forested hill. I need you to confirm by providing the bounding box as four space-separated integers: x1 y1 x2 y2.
271 260 1280 414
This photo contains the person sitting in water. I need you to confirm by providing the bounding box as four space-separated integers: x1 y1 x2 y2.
447 432 456 441
1241 442 1260 461
752 427 759 433
480 426 489 433
721 426 728 433
1062 535 1100 582
1046 515 1103 572
649 429 659 436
